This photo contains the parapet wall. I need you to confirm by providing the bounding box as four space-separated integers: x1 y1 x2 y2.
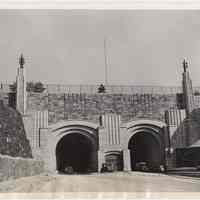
27 93 177 124
0 154 44 182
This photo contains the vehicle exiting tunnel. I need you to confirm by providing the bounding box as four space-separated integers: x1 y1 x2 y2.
56 133 98 173
105 151 123 172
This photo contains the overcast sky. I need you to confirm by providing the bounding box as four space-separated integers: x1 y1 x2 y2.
0 10 200 86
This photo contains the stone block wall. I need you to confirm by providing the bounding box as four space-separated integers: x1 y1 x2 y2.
171 108 200 149
0 100 32 158
170 122 188 149
27 93 177 125
27 93 48 111
187 108 200 146
0 92 9 106
0 154 44 182
48 94 65 124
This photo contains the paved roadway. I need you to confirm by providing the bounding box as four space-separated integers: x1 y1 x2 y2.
0 172 200 198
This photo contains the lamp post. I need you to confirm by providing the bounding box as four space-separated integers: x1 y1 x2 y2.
104 38 108 86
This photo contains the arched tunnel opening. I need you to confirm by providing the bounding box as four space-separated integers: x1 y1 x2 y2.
105 152 123 171
56 133 98 174
128 132 164 172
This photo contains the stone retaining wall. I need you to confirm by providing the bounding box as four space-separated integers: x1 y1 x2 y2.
0 100 32 158
0 154 44 182
171 108 200 148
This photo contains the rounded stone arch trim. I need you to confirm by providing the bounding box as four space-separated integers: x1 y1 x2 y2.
50 120 99 132
46 120 99 172
128 128 163 148
125 119 167 146
105 150 122 156
56 129 98 150
126 119 166 129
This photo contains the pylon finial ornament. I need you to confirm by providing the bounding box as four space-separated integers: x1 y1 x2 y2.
19 54 25 68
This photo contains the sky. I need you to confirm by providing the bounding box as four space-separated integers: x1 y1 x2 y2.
0 10 200 86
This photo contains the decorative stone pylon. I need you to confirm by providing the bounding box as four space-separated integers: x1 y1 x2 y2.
16 54 27 115
181 59 195 147
182 59 194 117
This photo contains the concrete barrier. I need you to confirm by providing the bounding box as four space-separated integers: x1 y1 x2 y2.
0 154 44 181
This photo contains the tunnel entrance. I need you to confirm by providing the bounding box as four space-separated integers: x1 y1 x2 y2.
105 152 123 171
56 133 97 173
128 132 164 172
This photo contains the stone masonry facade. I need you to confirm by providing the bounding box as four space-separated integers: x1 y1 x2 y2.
27 93 177 125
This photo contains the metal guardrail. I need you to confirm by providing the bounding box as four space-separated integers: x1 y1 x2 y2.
1 83 200 94
43 84 183 94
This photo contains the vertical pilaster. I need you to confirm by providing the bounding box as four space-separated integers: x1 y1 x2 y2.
123 149 131 171
45 135 57 173
98 150 105 172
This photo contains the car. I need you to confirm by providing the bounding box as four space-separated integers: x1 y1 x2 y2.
64 166 74 174
135 162 149 172
196 165 200 171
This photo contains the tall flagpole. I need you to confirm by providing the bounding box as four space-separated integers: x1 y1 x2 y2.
104 37 108 85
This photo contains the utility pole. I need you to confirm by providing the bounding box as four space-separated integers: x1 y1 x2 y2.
104 37 108 85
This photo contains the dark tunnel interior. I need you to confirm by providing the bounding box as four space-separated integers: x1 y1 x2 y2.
56 133 95 173
128 132 163 171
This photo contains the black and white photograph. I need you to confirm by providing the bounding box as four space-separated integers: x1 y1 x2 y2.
0 4 199 199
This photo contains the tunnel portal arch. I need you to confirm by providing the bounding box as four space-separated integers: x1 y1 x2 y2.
105 151 123 171
47 121 99 173
126 120 167 171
